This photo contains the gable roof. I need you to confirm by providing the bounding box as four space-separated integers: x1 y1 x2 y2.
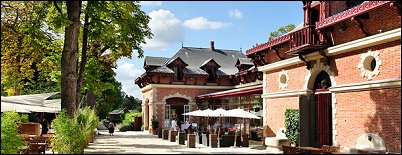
200 58 221 69
144 56 169 68
235 58 253 66
164 47 247 75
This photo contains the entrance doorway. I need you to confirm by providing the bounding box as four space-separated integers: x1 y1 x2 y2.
299 71 332 147
165 97 189 128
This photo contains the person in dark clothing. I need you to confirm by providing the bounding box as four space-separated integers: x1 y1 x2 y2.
108 121 115 136
40 119 49 136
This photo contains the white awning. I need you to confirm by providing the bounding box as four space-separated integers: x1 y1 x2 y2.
1 92 61 113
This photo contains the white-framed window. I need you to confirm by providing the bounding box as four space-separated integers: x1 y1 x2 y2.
277 70 289 90
165 105 171 128
184 105 190 122
358 50 382 80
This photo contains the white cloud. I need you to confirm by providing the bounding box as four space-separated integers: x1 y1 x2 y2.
229 9 243 19
183 17 233 30
114 61 144 98
139 1 162 7
142 9 184 50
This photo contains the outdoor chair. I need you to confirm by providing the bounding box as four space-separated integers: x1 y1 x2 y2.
329 146 340 153
27 143 45 154
357 149 368 154
310 150 323 154
219 135 235 147
321 145 330 151
282 145 299 154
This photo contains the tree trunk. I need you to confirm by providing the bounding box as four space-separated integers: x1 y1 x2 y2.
76 8 89 109
61 1 82 117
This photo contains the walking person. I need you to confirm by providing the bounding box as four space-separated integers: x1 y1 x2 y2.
108 121 115 136
171 118 177 131
40 118 49 136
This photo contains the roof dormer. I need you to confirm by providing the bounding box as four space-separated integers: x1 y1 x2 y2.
235 58 253 72
200 58 221 83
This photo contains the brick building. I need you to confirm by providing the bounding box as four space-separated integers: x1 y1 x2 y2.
136 1 400 153
246 1 400 153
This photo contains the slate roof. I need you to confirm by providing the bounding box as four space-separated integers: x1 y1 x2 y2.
164 47 247 75
144 56 169 67
149 66 174 74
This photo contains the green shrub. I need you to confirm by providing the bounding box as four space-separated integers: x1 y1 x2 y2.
20 114 29 123
122 112 141 125
285 109 299 146
1 111 27 154
119 123 134 131
51 107 99 154
151 116 159 129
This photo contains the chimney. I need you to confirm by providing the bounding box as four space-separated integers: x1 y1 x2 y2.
210 40 215 51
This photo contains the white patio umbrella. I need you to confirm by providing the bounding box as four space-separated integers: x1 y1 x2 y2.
227 108 260 119
209 108 231 137
182 109 203 116
192 108 214 133
227 108 260 147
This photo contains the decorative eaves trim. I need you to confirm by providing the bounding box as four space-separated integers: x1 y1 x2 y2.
140 84 234 93
257 28 401 73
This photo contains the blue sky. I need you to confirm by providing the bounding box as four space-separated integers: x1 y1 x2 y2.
114 1 304 99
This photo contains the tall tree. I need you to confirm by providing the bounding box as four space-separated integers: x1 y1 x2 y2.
60 1 82 117
75 1 152 107
1 1 60 96
268 24 296 41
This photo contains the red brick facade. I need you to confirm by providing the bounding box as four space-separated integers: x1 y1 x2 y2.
335 88 401 152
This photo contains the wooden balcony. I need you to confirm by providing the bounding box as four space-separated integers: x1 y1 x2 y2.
286 25 326 55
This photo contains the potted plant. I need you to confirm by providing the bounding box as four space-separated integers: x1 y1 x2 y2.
151 116 159 135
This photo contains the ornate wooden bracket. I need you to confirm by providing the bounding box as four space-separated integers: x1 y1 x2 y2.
318 50 330 66
390 1 401 19
257 52 267 65
271 46 284 60
298 54 311 69
318 28 333 46
351 14 370 37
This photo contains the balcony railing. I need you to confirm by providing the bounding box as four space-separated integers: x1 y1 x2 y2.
316 1 391 30
287 25 324 54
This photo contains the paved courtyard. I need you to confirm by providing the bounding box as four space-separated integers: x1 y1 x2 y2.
84 130 282 154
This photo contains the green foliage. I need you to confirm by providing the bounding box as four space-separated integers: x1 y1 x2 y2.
51 107 99 154
285 109 299 146
1 111 27 154
268 24 296 41
119 123 134 131
151 116 159 129
1 1 62 95
122 112 141 125
20 114 29 123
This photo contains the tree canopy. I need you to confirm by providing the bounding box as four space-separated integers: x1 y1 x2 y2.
1 1 152 117
268 24 296 41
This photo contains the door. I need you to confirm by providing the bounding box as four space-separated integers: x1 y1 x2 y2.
184 105 190 122
317 89 332 147
299 95 318 147
165 105 171 128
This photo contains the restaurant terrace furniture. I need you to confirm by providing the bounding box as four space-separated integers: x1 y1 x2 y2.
209 134 218 148
162 129 169 140
219 135 235 147
169 130 177 142
321 145 330 151
282 145 300 154
178 132 186 145
19 123 41 136
187 134 196 148
241 134 249 147
329 146 340 153
158 128 163 138
201 132 210 146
